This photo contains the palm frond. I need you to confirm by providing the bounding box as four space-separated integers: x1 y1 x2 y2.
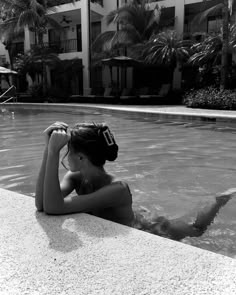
92 31 116 52
17 10 41 29
111 26 142 47
105 1 161 41
143 30 193 66
191 3 223 25
44 15 62 31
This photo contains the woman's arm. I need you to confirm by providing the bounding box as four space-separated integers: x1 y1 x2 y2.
35 122 68 211
44 149 64 213
43 129 71 213
44 181 131 215
35 146 48 211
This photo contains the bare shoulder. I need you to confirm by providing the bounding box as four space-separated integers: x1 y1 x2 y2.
60 171 83 197
110 180 133 205
63 171 82 185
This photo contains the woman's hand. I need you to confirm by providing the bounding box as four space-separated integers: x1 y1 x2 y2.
43 122 68 146
48 129 71 154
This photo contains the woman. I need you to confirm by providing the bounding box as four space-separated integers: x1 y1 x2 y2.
35 121 235 241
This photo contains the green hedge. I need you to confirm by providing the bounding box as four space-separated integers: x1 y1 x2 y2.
183 87 236 110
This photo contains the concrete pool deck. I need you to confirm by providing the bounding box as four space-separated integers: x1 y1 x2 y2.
1 103 236 294
1 188 236 295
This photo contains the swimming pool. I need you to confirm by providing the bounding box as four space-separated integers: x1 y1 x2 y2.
1 105 236 257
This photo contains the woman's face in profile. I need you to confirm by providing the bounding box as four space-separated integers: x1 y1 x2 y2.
67 148 80 172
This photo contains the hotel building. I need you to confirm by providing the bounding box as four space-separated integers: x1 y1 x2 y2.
0 0 229 94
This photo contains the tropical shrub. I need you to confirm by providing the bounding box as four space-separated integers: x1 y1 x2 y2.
47 86 70 102
183 86 236 110
29 83 43 99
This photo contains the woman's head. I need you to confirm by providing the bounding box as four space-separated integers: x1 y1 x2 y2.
64 123 118 170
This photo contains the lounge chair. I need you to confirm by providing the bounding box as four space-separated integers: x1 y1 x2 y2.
103 87 115 99
0 85 17 103
120 88 137 100
138 84 171 99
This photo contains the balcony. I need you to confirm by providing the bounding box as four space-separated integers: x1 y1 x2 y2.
48 0 77 6
91 0 103 5
48 0 103 7
47 39 80 53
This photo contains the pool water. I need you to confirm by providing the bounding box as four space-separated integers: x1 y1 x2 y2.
1 107 236 257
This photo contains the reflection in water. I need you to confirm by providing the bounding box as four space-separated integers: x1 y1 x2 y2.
1 108 236 257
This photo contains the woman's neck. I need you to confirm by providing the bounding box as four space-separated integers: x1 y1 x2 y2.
81 167 113 189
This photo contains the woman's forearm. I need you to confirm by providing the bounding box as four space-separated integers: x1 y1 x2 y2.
43 150 64 214
35 146 48 211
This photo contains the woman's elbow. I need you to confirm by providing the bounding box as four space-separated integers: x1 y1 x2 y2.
119 181 133 205
35 199 44 212
43 204 64 215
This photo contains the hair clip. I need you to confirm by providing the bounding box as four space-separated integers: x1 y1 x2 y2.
103 128 114 146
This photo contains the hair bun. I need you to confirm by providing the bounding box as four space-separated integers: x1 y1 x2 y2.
98 126 118 162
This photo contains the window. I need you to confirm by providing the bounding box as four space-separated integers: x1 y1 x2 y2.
91 22 101 43
207 16 222 34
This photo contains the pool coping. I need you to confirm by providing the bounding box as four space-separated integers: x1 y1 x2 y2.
2 102 236 124
1 188 236 295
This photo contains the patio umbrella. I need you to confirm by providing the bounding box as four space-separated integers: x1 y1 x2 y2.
101 56 142 68
101 56 142 89
0 66 17 75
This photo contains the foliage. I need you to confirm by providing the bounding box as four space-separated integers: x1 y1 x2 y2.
189 35 222 67
28 83 43 99
92 0 162 59
191 0 236 89
47 85 69 101
47 58 82 98
29 83 69 102
142 30 193 67
14 46 60 73
14 52 41 82
189 24 236 66
183 86 236 110
0 0 63 62
15 45 60 96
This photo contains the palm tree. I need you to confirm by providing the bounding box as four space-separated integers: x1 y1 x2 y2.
92 0 162 59
142 30 194 88
188 23 236 86
0 0 62 67
192 0 236 89
14 46 60 96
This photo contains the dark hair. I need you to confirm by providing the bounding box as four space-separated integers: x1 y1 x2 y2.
69 123 118 166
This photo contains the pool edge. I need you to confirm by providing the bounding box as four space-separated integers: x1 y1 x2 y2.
2 103 236 125
1 187 236 294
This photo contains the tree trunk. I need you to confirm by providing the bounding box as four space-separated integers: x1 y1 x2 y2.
42 62 47 97
4 42 14 69
220 0 229 90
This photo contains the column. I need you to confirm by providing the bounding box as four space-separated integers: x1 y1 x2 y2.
81 0 91 95
174 0 185 36
173 0 185 90
24 26 31 52
24 26 32 88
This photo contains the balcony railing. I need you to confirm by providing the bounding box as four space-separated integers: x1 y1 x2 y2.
48 0 103 7
47 39 80 53
48 0 76 6
91 0 103 5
